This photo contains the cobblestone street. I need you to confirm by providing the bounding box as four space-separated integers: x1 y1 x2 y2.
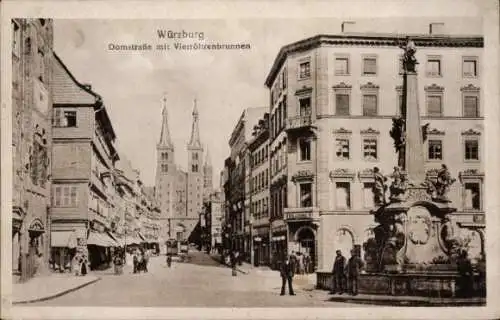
31 251 359 307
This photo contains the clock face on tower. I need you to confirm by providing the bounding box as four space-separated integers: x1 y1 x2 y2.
407 206 432 245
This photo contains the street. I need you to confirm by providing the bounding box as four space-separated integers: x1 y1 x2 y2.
31 251 358 307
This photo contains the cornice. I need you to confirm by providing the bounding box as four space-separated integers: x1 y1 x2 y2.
461 128 481 136
460 84 480 92
360 127 380 135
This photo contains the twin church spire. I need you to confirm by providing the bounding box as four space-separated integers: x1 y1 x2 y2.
158 94 208 161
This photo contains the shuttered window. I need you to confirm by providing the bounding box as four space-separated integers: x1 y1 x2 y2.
463 96 479 118
465 140 479 160
427 95 442 117
362 94 378 116
363 58 377 75
335 94 350 115
335 58 349 75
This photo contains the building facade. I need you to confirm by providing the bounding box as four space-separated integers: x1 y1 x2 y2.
154 97 211 243
248 113 271 266
12 18 54 281
264 29 484 271
50 53 121 271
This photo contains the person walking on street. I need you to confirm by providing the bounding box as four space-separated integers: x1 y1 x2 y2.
143 249 150 273
347 249 364 296
230 251 237 276
280 255 296 296
330 250 346 294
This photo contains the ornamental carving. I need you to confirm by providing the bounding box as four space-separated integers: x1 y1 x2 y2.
407 206 432 245
332 82 352 90
295 86 313 96
333 127 352 134
424 83 445 92
461 128 481 136
358 168 374 181
360 82 380 90
460 84 480 92
329 168 355 180
458 169 484 182
427 128 445 136
291 170 314 182
360 127 380 135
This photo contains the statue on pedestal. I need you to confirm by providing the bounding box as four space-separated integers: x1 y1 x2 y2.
425 164 456 202
372 167 388 206
399 37 418 73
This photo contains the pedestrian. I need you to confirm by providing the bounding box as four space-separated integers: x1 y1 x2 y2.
330 250 346 294
230 251 237 276
304 254 310 274
346 249 364 296
298 252 305 275
143 249 150 273
166 254 172 268
457 250 474 298
133 249 139 274
280 254 296 296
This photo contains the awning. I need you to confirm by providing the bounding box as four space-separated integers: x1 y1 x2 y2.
51 231 73 247
87 231 119 247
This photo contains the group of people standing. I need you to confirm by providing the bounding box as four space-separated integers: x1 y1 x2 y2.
290 251 313 274
132 248 151 274
331 249 364 296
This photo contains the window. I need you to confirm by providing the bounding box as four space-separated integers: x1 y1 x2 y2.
54 109 77 127
282 68 287 89
64 111 77 127
362 57 377 75
335 138 350 159
428 140 443 160
12 21 20 56
299 138 311 161
193 153 198 160
362 94 378 116
363 138 377 160
427 95 442 117
464 139 479 160
464 183 481 210
299 61 311 79
53 185 78 207
192 164 198 172
335 57 349 75
363 183 374 208
463 95 479 118
299 97 311 116
161 152 168 160
161 164 168 172
335 182 351 209
427 58 441 77
335 94 350 115
299 183 312 207
463 58 478 77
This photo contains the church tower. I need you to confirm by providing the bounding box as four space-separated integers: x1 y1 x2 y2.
155 95 176 239
186 99 204 220
203 146 214 200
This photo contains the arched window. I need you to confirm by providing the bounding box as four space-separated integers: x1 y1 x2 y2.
335 227 355 259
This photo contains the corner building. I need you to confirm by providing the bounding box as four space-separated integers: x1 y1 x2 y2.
264 32 484 272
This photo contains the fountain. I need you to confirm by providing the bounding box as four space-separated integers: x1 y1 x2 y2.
359 38 475 297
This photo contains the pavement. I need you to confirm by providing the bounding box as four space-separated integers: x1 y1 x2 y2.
12 273 100 304
326 293 486 306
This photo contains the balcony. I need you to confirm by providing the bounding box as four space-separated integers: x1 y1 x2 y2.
284 207 319 222
286 115 313 133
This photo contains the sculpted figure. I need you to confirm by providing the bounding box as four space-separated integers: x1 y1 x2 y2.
373 167 388 206
399 37 418 73
435 164 456 200
389 167 408 202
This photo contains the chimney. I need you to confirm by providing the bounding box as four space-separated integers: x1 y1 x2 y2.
429 23 445 35
341 21 356 33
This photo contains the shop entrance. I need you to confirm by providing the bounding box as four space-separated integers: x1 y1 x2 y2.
296 227 316 273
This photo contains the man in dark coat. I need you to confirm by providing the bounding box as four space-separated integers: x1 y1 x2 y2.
280 255 296 296
347 249 364 295
331 250 346 294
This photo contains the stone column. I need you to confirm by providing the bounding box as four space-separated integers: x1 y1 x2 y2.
404 71 425 182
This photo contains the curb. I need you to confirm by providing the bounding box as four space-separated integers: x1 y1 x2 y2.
13 277 101 305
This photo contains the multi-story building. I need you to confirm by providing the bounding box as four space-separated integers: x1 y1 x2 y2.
248 113 271 266
50 53 120 271
12 18 54 281
154 97 211 243
227 107 267 261
264 24 484 271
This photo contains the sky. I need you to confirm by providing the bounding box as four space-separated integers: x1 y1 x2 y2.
53 17 482 187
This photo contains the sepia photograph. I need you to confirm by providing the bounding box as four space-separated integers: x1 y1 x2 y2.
2 1 499 319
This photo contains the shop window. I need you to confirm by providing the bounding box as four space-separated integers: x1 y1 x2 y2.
428 139 443 160
299 183 312 207
335 182 351 209
335 138 350 160
298 138 311 161
464 139 479 161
